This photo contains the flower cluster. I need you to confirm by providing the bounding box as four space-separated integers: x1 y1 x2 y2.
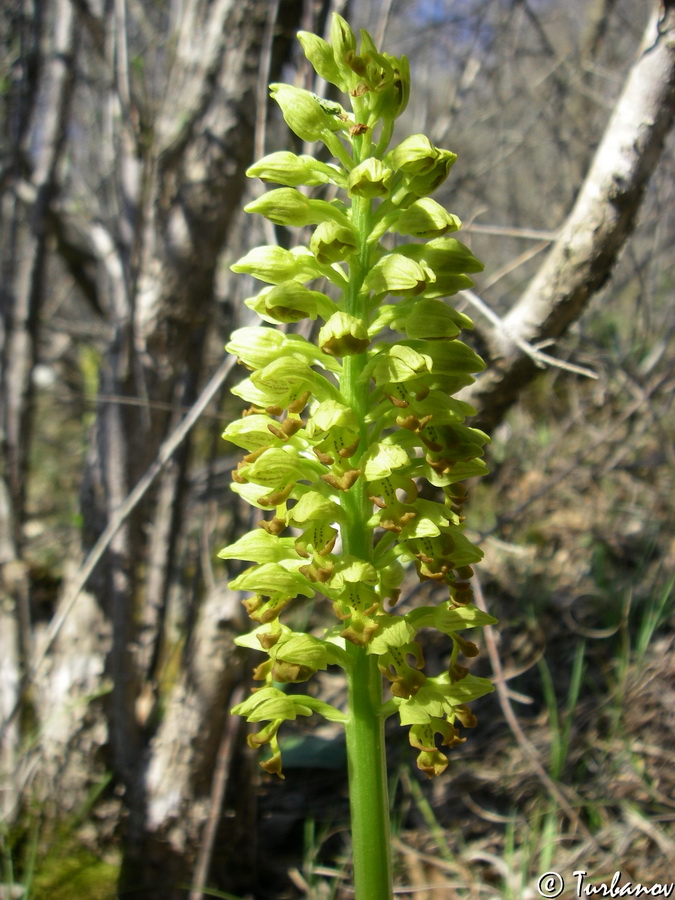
222 15 495 778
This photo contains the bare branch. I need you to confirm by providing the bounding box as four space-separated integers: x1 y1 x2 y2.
461 2 675 430
462 289 599 379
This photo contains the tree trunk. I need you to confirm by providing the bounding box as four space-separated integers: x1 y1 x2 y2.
16 0 313 893
0 0 76 824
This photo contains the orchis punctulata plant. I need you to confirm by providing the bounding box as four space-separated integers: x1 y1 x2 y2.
221 15 495 898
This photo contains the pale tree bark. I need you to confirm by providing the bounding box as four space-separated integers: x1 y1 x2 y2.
127 588 254 898
14 0 329 895
0 0 76 820
462 0 675 431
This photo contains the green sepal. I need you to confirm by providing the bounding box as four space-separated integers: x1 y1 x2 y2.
219 529 297 564
222 414 281 453
391 198 461 238
367 615 416 655
398 236 484 273
384 133 447 174
347 158 393 198
245 282 337 324
232 358 342 410
266 632 334 682
287 490 346 526
398 154 456 203
396 237 484 297
328 556 378 591
232 686 314 722
365 386 476 431
319 312 370 357
395 497 452 540
297 31 347 90
236 446 324 490
396 672 494 727
230 480 284 511
408 603 498 634
389 148 458 206
405 339 486 376
244 188 351 229
364 253 434 297
331 14 357 60
399 528 484 570
247 151 346 187
379 51 410 121
364 343 430 385
424 457 489 487
233 685 346 725
348 28 392 90
389 298 469 340
270 83 348 143
306 399 360 436
361 440 410 480
231 245 322 285
310 220 359 265
229 561 314 598
293 696 348 723
228 326 340 372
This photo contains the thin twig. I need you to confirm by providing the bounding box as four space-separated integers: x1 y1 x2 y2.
189 685 246 900
480 240 552 291
463 223 559 241
461 288 599 379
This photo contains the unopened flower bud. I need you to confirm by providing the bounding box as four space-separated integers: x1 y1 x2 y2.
319 312 370 356
298 31 346 90
394 150 457 205
348 158 393 198
247 151 345 187
245 189 350 229
245 188 313 226
391 198 461 238
270 84 346 143
365 253 435 297
385 134 440 174
247 282 334 323
331 13 357 78
310 220 358 264
373 53 410 121
231 245 318 285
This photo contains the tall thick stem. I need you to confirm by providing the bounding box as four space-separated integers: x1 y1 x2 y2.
344 646 393 900
340 187 393 899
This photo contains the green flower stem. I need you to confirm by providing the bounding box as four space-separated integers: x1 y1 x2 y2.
225 14 496 895
344 643 393 900
341 181 393 897
341 354 393 900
